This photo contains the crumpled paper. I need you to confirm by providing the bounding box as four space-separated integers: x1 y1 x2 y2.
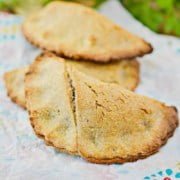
0 0 179 179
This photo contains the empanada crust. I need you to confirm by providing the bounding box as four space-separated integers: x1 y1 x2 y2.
22 1 152 62
25 53 178 164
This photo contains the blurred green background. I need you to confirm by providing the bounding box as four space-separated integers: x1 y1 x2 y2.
121 0 180 37
0 0 179 37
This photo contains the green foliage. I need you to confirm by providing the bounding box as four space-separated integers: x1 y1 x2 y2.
94 0 107 7
121 0 180 36
0 0 50 14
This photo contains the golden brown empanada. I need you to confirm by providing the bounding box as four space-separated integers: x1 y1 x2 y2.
25 53 178 164
22 1 152 62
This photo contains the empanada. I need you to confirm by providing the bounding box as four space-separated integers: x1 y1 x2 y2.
22 1 152 62
25 53 178 164
4 58 139 109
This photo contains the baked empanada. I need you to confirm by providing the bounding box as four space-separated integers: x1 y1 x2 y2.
22 1 152 62
25 53 178 164
4 58 139 109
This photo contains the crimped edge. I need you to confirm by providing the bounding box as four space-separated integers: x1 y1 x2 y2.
3 72 27 109
129 59 140 91
22 24 153 63
79 106 179 164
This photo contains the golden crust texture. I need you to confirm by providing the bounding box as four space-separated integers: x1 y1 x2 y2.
68 68 178 164
25 53 178 164
67 59 140 90
25 53 78 154
4 58 140 109
3 67 28 109
22 1 152 62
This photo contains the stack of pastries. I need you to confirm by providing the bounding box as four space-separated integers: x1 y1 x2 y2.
4 1 178 164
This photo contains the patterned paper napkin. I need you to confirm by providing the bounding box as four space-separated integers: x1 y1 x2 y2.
0 0 179 179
